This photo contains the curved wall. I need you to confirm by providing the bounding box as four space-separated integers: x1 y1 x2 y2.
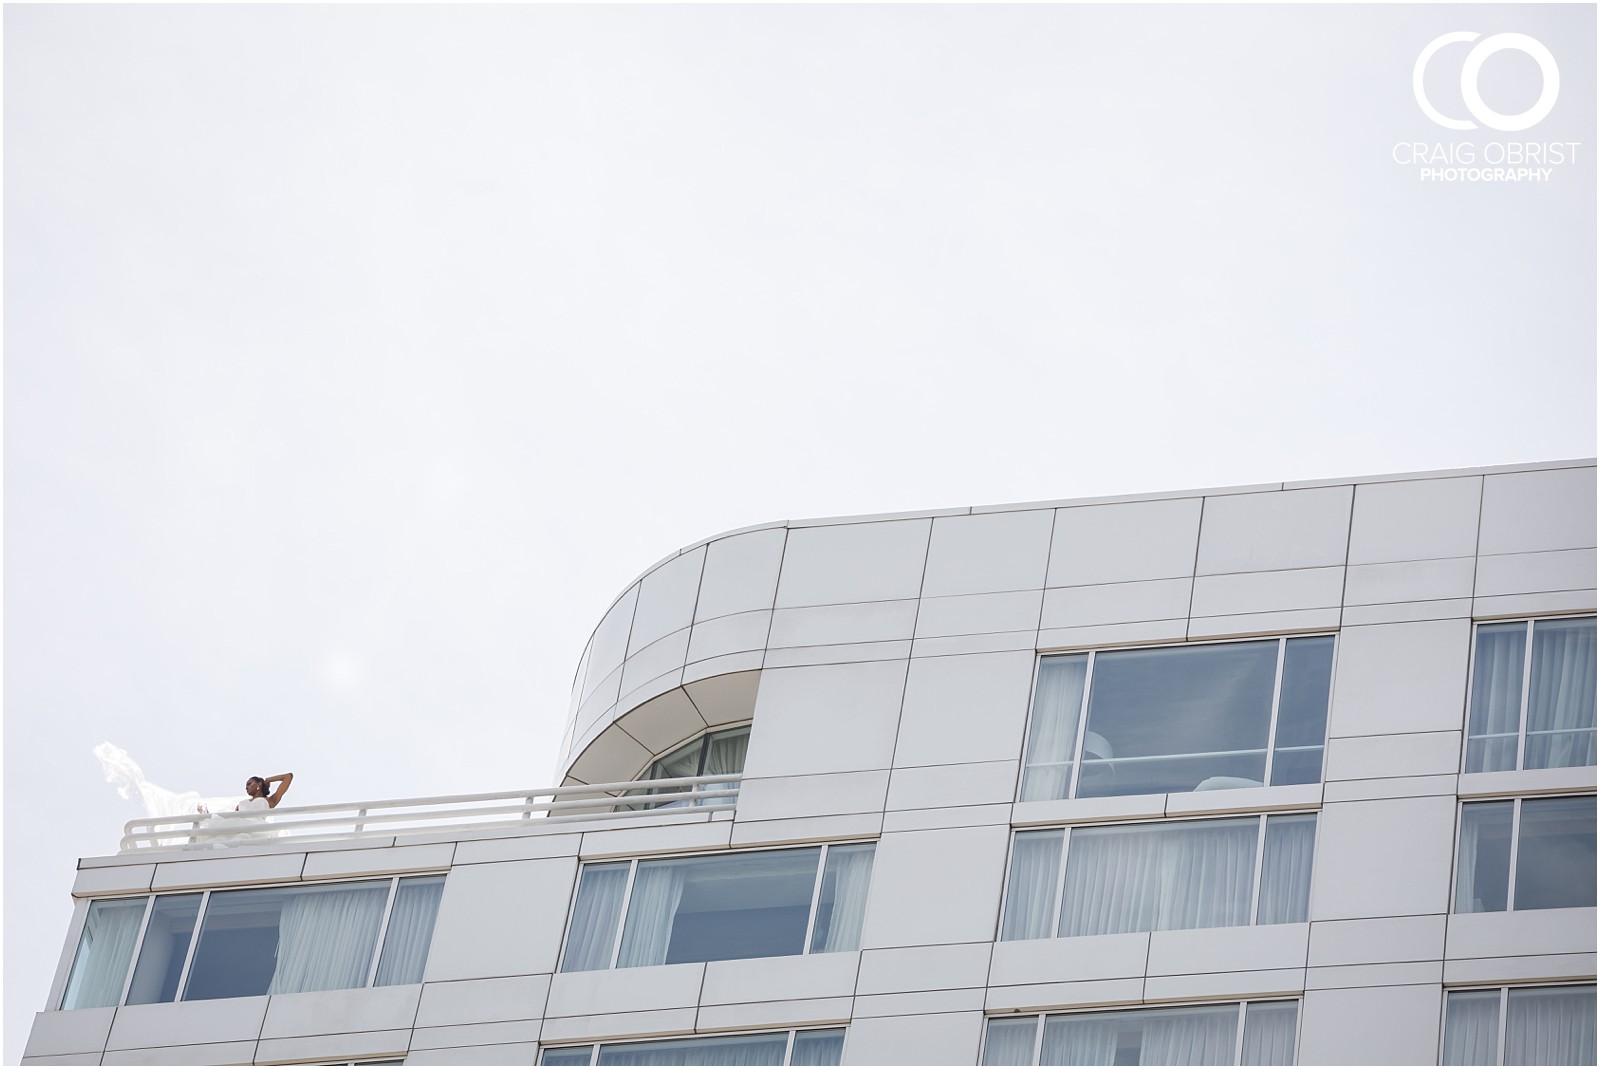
558 459 1599 787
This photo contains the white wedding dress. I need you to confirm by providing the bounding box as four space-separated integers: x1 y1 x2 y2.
94 742 265 848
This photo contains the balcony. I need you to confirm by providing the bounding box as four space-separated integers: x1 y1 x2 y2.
117 773 744 854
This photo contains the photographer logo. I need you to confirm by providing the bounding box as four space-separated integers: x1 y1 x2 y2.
1413 31 1558 132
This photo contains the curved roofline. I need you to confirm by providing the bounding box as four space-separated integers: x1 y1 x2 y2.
566 456 1598 684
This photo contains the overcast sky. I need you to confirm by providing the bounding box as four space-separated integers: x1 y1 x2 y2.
4 3 1594 1060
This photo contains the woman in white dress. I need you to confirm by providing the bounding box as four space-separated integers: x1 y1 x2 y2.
237 772 294 810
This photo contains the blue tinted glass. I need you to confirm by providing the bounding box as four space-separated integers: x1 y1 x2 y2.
1271 637 1333 785
1080 642 1277 797
596 1031 788 1065
618 849 820 968
791 1028 846 1066
1455 802 1514 913
126 894 201 1004
1514 796 1597 910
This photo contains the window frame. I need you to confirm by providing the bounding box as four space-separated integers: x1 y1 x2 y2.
1439 983 1598 1066
1461 614 1597 774
1449 793 1597 915
556 841 877 973
538 1025 847 1066
981 998 1302 1066
1017 634 1337 802
59 873 446 1010
638 722 752 782
995 811 1319 942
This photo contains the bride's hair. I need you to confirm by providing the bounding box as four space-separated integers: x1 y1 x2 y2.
249 776 268 793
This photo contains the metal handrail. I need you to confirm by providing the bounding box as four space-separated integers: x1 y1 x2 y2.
118 773 744 853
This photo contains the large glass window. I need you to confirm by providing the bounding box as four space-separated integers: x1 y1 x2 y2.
1000 814 1315 941
59 898 148 1010
58 875 444 1008
559 844 874 972
982 1001 1298 1066
1453 796 1596 913
540 1027 845 1066
1443 985 1596 1065
629 725 751 809
1020 636 1334 801
1465 617 1596 773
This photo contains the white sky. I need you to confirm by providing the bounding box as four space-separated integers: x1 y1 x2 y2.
4 3 1594 1061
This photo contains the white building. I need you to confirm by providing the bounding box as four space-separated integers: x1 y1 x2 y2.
24 460 1598 1066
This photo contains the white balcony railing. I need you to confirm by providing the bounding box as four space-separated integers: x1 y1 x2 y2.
118 774 743 854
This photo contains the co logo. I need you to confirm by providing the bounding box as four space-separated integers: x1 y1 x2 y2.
1413 32 1559 132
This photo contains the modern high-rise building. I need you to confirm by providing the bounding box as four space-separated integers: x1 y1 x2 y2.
24 460 1597 1066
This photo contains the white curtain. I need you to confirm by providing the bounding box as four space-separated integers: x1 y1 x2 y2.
564 864 630 971
616 863 687 968
1505 985 1597 1066
1454 803 1513 914
1042 1007 1236 1066
983 1019 1040 1065
1000 831 1064 941
268 883 388 994
789 1029 846 1066
1256 816 1316 924
61 899 145 1009
374 877 444 986
1443 990 1502 1065
1021 656 1088 801
813 845 874 953
1466 624 1528 772
1240 1002 1298 1066
595 1032 788 1065
1039 1014 1119 1065
700 729 749 806
1059 820 1256 937
1137 1007 1238 1065
1526 619 1597 769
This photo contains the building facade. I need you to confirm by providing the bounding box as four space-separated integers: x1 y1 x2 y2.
24 460 1598 1065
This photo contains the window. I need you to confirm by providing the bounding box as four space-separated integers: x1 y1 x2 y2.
559 843 874 972
1020 636 1334 801
626 725 751 809
1465 617 1596 773
540 1027 845 1066
1000 814 1314 941
58 875 444 1009
1453 796 1596 913
982 1001 1298 1065
1442 985 1596 1065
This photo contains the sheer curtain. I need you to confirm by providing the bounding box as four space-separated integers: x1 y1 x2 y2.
1454 803 1513 913
789 1028 846 1066
1021 656 1088 801
1137 1007 1238 1065
982 1019 1039 1066
1240 1002 1298 1066
1466 624 1528 772
1256 816 1316 924
1000 831 1063 941
811 845 874 953
700 728 750 806
1442 991 1501 1065
617 863 687 967
1039 1013 1119 1065
61 899 145 1009
1059 820 1256 937
1526 619 1597 769
564 863 630 971
1505 986 1597 1066
594 1032 788 1066
268 883 388 994
374 876 444 986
